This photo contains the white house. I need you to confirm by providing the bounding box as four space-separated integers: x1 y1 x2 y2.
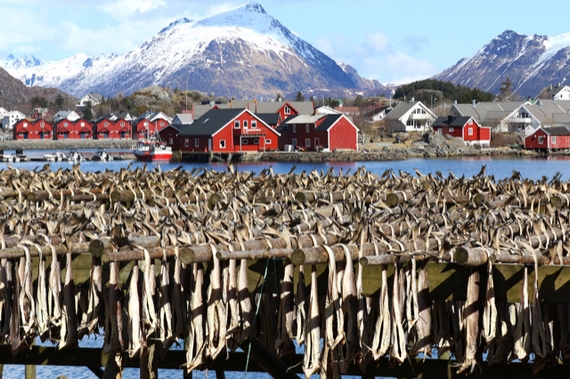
450 100 527 132
2 110 26 131
53 110 81 123
384 100 436 132
509 100 570 135
0 107 8 120
76 93 103 109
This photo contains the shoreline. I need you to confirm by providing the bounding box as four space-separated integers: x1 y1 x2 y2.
0 139 544 163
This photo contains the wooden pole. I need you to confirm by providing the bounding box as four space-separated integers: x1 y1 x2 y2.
239 338 301 379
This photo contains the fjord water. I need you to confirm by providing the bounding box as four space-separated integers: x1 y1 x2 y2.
2 155 569 379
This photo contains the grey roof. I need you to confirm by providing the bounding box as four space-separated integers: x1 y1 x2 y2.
433 116 473 127
172 114 194 124
285 114 325 124
180 108 246 136
384 101 434 120
552 113 570 124
256 113 280 125
315 114 343 131
255 101 314 115
452 101 525 122
541 126 570 135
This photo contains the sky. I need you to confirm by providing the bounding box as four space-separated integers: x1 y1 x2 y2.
1 0 570 85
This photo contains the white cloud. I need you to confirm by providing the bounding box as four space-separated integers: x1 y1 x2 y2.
98 0 167 16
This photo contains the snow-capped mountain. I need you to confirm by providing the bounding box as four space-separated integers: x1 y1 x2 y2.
434 30 570 98
0 3 387 99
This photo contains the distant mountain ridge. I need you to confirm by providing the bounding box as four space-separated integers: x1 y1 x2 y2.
433 30 570 98
0 3 389 100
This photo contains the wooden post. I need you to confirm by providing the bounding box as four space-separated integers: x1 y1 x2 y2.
239 338 301 379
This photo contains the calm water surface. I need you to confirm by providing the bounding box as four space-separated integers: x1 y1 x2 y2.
1 155 569 379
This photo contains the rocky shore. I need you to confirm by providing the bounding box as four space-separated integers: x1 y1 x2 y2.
0 138 135 151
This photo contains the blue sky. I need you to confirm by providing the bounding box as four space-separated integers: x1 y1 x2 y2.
1 0 570 85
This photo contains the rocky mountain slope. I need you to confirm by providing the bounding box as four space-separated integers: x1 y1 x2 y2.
433 30 570 98
0 66 76 111
0 3 389 100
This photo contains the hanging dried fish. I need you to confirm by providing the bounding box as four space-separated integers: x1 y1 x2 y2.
10 258 30 354
0 259 11 344
185 262 206 372
275 260 295 354
457 268 480 374
371 264 391 359
206 244 227 360
295 264 307 346
171 247 187 339
103 261 124 354
339 244 358 373
389 264 407 365
225 258 240 339
59 251 78 349
322 245 344 350
158 252 174 351
303 265 321 378
450 301 465 364
237 258 252 343
79 253 104 339
481 257 497 346
48 242 62 342
141 247 159 339
511 267 530 361
126 263 146 358
410 260 431 358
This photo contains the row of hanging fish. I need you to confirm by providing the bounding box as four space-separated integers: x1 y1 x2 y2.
0 164 569 377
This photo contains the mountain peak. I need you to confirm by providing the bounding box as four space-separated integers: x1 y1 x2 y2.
159 17 192 34
239 2 267 14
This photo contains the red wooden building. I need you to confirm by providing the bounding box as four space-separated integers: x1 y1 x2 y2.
55 118 93 140
132 112 172 139
432 116 491 146
176 108 280 153
13 119 53 140
524 126 570 151
276 114 359 151
94 117 132 139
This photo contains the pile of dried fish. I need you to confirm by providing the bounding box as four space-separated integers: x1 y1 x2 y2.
0 164 569 377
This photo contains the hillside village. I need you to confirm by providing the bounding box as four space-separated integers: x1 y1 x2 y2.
2 83 570 154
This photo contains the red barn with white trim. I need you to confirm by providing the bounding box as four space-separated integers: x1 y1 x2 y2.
525 126 570 151
13 119 53 140
432 116 491 146
276 114 359 151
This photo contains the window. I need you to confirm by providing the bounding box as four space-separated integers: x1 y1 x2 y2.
220 139 226 148
292 138 297 147
306 124 310 133
305 138 311 147
293 125 297 133
168 137 173 145
184 138 189 147
266 139 272 145
195 138 199 147
315 138 320 147
23 122 28 128
244 120 248 129
254 139 259 145
468 128 473 136
406 119 413 126
449 127 454 132
104 122 109 127
538 136 544 144
243 139 249 145
284 105 290 115
64 122 68 128
552 136 557 144
81 122 85 127
234 120 240 129
251 120 257 129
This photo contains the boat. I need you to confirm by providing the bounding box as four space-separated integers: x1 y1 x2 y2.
43 151 68 162
67 149 84 162
92 149 113 162
0 149 25 162
133 127 172 161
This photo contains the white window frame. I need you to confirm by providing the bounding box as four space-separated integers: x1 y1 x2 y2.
293 125 296 133
292 138 297 147
306 124 310 133
254 139 259 145
538 136 544 144
315 138 320 147
220 139 226 148
243 139 249 145
468 128 473 136
284 105 290 115
266 139 272 145
251 120 258 129
234 120 240 129
195 138 199 147
305 138 311 147
552 136 557 144
449 127 454 132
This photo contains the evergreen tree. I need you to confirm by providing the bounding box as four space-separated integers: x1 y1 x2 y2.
295 91 305 101
498 77 513 101
83 102 93 121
